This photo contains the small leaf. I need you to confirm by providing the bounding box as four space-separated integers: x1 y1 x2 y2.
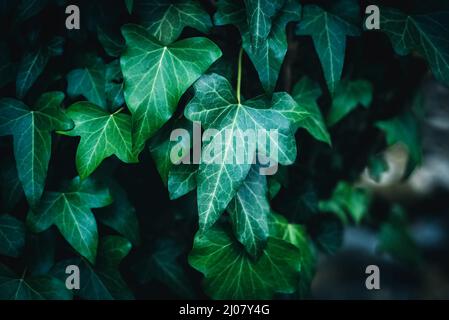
16 47 50 98
0 214 25 258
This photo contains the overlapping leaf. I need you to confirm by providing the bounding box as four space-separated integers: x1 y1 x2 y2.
0 92 73 207
120 24 221 154
136 0 212 45
0 214 25 258
27 177 112 263
61 102 137 179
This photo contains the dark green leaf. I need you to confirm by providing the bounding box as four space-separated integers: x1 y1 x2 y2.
0 214 25 258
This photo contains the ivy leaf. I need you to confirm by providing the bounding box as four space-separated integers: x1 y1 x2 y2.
228 165 269 258
0 263 72 300
67 59 107 109
268 213 316 297
380 9 449 86
311 214 343 254
0 43 15 89
0 158 23 212
0 92 73 207
27 177 112 263
375 111 422 177
185 73 300 231
296 5 360 94
98 26 125 58
243 0 285 50
16 48 49 99
105 60 125 111
97 180 141 246
125 0 134 14
327 79 373 126
120 24 222 154
215 0 301 94
61 102 138 179
136 0 212 45
188 224 301 299
0 214 25 258
51 236 133 300
319 181 371 224
133 239 194 298
291 77 331 145
16 0 48 23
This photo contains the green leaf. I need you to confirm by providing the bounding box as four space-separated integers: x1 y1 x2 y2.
136 0 212 45
105 60 125 111
268 213 316 297
0 263 72 300
0 92 73 207
367 153 389 183
97 26 125 57
16 0 48 23
319 181 371 224
291 77 331 145
312 215 343 254
228 165 269 258
133 239 194 298
184 73 300 231
27 177 112 263
0 43 15 89
327 79 373 126
67 59 107 109
120 24 222 154
296 5 360 93
380 9 449 86
61 102 137 179
97 180 141 246
0 214 25 258
51 236 133 300
215 0 301 93
375 111 422 177
0 158 23 212
243 0 285 50
125 0 134 14
16 48 50 98
168 163 197 200
188 224 301 299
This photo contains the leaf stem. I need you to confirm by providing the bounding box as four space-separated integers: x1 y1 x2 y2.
236 47 243 104
112 107 124 115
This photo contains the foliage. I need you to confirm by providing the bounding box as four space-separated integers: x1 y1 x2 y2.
0 0 448 300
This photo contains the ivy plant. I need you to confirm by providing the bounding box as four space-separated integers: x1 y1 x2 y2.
0 0 448 300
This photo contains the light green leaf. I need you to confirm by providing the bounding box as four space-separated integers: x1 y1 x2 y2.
0 92 73 207
27 177 112 263
228 165 269 258
136 0 212 45
327 79 373 126
133 239 194 298
61 102 137 179
0 263 72 300
189 224 301 299
215 0 301 93
185 73 300 231
0 214 25 258
296 5 360 93
120 24 221 154
380 9 449 86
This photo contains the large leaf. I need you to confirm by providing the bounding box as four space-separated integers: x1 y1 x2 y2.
120 24 222 154
189 224 301 299
291 77 331 145
51 236 133 300
136 0 212 45
185 73 304 231
243 0 285 49
61 102 138 179
296 5 360 94
380 9 449 87
133 239 194 298
27 177 112 263
0 214 25 258
215 0 301 94
0 92 73 207
228 165 269 258
0 263 72 300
